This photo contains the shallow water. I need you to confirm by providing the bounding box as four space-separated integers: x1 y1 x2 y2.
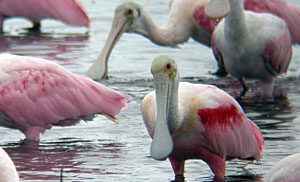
0 0 300 181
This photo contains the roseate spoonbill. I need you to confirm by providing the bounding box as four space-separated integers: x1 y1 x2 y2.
0 54 128 141
206 0 292 98
0 0 90 31
141 55 264 180
265 153 300 182
87 0 300 80
0 147 19 182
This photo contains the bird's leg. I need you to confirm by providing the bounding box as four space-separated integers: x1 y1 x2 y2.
260 78 274 99
200 148 226 178
29 21 41 32
0 15 5 33
213 53 228 77
169 157 185 182
239 78 248 96
23 126 46 141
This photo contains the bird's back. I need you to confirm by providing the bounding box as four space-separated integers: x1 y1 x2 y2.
0 54 127 131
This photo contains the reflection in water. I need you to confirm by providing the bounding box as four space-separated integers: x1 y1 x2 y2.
0 0 299 181
2 138 124 181
0 32 89 62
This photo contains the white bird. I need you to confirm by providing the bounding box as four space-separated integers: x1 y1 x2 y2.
0 147 19 182
265 153 300 182
205 0 292 98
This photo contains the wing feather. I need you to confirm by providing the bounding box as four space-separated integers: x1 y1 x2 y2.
183 83 263 160
0 54 127 130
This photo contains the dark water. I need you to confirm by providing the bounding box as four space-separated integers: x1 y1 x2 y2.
0 0 299 181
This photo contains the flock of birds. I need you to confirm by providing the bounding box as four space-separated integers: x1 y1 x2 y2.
0 0 299 181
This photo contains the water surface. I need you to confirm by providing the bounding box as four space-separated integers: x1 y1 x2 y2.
0 0 300 181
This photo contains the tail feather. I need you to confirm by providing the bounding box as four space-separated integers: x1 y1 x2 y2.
248 119 264 160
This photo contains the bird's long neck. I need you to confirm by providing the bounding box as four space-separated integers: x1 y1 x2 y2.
133 10 191 47
167 75 179 132
225 0 248 41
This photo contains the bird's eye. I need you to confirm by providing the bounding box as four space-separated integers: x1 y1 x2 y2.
166 63 171 69
127 9 133 15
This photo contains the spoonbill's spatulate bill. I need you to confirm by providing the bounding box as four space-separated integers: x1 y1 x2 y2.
206 0 292 98
0 147 19 182
141 55 264 180
0 0 90 31
0 54 128 141
265 153 300 182
87 0 300 80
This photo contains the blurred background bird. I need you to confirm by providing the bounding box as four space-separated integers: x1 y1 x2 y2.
0 0 90 32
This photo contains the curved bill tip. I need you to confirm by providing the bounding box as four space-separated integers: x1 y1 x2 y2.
150 130 173 161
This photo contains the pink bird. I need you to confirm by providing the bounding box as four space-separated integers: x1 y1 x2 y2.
194 0 300 44
265 153 300 182
0 147 19 182
0 0 90 31
0 54 128 141
205 0 292 98
141 55 264 180
87 0 300 80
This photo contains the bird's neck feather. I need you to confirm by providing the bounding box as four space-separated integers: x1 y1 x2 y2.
225 0 248 41
134 9 191 47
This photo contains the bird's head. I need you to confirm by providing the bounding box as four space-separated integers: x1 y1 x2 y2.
113 1 142 32
151 55 178 81
86 1 144 80
149 55 179 161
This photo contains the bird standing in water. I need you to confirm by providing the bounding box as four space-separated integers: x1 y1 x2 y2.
206 0 292 98
0 0 90 31
0 54 128 141
141 55 264 180
86 0 300 80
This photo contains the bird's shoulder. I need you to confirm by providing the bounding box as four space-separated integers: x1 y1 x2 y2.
0 54 78 85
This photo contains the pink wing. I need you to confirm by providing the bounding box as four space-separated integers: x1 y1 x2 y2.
193 84 264 160
0 54 127 134
263 28 292 75
0 0 89 26
244 0 300 44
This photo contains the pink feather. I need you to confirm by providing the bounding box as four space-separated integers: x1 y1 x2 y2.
0 54 128 141
193 0 300 44
0 0 90 26
244 0 300 44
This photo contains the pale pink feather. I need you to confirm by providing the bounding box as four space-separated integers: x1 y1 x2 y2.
193 0 300 44
244 0 300 44
0 54 128 141
266 153 300 182
0 147 19 181
263 28 292 74
0 0 90 26
190 83 263 160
